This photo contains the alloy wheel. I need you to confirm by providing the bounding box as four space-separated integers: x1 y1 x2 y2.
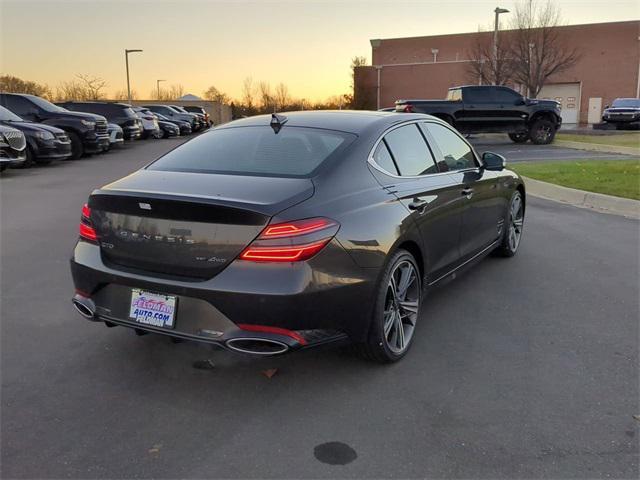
383 260 420 354
508 192 524 252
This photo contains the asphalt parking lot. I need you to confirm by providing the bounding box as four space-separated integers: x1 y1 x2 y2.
1 137 638 479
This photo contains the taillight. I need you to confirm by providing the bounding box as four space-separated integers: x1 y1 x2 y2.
403 104 414 113
239 217 339 263
79 203 98 242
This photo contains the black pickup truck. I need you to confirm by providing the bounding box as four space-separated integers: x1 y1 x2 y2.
395 85 562 144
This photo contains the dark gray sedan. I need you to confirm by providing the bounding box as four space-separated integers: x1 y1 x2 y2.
70 111 525 363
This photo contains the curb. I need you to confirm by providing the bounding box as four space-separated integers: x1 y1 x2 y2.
523 176 640 220
553 140 639 156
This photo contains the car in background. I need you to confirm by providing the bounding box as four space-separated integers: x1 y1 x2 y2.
142 105 198 131
0 105 71 167
132 107 162 139
156 117 180 138
395 85 562 144
182 105 212 126
0 93 109 159
153 112 192 135
602 98 640 129
104 123 124 151
0 124 27 172
58 102 142 141
170 105 206 130
70 111 525 363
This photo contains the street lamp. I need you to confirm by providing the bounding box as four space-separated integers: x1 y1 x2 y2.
124 49 143 105
493 7 509 85
156 79 166 100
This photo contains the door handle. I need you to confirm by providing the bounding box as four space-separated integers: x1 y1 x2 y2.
408 199 428 212
461 187 474 197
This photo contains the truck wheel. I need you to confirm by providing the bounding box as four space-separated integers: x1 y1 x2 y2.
68 132 84 159
0 164 7 173
508 132 529 143
529 119 556 145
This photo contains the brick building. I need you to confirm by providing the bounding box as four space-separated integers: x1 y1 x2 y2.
354 20 639 124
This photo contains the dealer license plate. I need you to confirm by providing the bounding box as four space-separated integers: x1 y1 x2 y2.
129 289 177 329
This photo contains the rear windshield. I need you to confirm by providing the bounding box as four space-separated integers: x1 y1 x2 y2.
148 126 355 177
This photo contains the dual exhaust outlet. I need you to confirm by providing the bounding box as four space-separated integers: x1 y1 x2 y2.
71 294 291 355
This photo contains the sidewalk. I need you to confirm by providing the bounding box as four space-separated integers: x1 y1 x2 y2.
523 176 640 220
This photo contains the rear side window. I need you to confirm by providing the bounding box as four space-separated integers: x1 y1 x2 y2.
148 126 354 177
462 87 492 103
424 123 477 171
372 141 398 175
383 124 438 176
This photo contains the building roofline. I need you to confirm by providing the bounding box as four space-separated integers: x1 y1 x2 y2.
370 19 639 44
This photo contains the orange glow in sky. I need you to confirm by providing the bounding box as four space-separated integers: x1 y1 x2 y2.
1 0 638 101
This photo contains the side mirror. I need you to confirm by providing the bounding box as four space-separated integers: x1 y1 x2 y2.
515 98 526 106
482 151 506 171
604 104 610 109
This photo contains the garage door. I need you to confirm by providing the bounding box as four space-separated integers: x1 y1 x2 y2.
539 83 581 124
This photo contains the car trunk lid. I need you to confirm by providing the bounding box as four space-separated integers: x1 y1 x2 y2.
88 170 314 279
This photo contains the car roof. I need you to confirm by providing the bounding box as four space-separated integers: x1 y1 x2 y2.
220 110 434 134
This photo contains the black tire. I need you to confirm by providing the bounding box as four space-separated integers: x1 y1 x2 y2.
529 119 556 145
0 164 7 173
68 132 84 159
495 190 525 257
508 132 529 143
16 145 34 168
356 249 422 363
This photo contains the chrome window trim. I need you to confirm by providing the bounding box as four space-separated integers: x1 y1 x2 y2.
367 118 482 179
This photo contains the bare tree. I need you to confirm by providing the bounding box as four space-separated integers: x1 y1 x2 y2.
258 81 274 111
203 85 229 104
114 89 138 101
465 33 514 86
241 77 255 111
509 0 580 97
75 74 107 100
167 84 184 100
0 75 52 99
274 83 291 111
349 55 371 109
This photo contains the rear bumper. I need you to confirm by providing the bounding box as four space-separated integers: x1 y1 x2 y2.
70 240 377 349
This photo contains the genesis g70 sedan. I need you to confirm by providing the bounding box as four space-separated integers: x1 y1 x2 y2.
70 111 525 362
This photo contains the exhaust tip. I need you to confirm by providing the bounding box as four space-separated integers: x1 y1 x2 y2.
72 295 96 320
225 337 289 356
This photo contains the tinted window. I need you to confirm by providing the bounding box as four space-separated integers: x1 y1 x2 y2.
25 95 63 112
2 95 35 116
491 88 521 104
384 124 437 176
0 105 24 121
372 141 398 175
149 126 354 177
612 98 640 108
425 123 477 171
462 87 492 103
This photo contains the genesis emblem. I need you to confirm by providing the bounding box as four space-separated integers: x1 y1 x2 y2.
139 202 152 210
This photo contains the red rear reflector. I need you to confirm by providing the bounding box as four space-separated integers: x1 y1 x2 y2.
261 218 336 239
237 324 307 345
239 239 330 262
79 223 98 242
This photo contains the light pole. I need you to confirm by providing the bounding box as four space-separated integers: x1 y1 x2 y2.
124 49 143 105
156 79 166 100
493 7 509 84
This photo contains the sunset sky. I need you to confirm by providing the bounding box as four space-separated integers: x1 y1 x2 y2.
1 0 638 102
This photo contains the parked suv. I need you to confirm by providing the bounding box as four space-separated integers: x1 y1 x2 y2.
170 105 206 130
142 105 198 131
182 105 212 126
0 93 109 159
58 102 142 140
0 105 71 167
0 124 27 171
602 98 640 130
132 107 162 139
395 85 562 144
